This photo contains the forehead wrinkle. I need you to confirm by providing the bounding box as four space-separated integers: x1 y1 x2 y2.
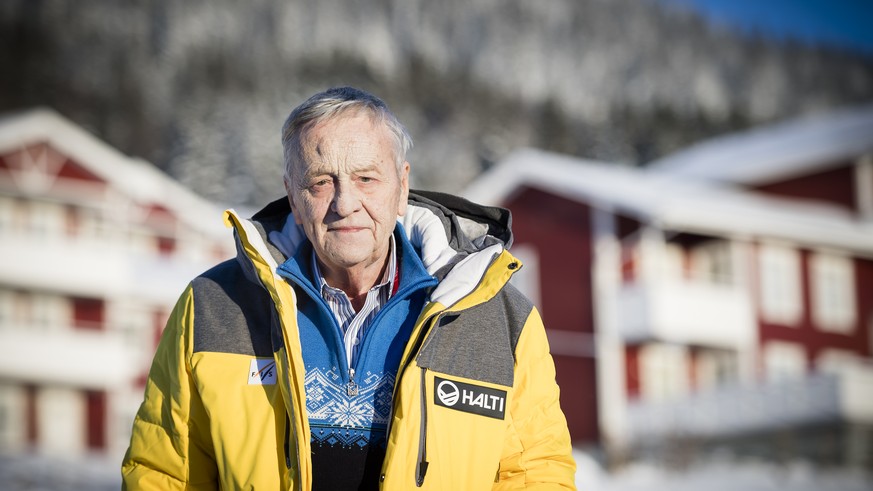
296 113 397 178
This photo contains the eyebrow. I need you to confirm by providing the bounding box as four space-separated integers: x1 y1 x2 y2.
303 162 382 179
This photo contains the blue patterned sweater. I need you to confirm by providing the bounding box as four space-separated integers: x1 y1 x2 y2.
276 224 437 490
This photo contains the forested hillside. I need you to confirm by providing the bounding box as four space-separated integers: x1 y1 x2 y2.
2 0 871 205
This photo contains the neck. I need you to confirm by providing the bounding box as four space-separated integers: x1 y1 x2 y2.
320 253 390 312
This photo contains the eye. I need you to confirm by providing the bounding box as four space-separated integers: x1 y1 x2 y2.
359 176 374 183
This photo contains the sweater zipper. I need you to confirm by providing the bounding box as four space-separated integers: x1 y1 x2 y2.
281 265 436 392
352 275 437 380
347 367 358 396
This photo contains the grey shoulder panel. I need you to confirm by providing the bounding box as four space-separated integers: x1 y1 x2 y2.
191 260 275 357
416 283 533 387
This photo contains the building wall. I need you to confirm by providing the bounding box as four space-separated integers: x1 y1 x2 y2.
0 137 231 459
853 257 873 359
754 243 871 380
503 186 600 443
753 164 857 212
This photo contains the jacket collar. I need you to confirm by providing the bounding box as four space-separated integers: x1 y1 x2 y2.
232 192 514 306
275 222 435 299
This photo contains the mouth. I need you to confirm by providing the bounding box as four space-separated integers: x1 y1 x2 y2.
328 226 367 233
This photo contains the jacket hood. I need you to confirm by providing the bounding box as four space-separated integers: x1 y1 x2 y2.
237 191 511 267
406 190 513 252
227 190 515 306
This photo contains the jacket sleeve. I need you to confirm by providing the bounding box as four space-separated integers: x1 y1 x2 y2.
121 286 218 490
496 307 577 490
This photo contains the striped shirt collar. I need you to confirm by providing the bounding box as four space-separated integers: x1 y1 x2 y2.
311 233 398 301
311 234 398 368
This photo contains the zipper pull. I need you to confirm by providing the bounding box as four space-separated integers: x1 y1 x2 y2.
347 368 358 396
416 461 429 486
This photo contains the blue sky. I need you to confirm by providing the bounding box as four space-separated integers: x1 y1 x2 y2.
659 0 873 55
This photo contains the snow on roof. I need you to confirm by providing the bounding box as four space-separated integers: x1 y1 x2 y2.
647 104 873 184
463 148 873 255
0 108 227 237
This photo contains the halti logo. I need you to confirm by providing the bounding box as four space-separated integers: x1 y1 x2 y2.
436 380 460 406
248 359 277 385
434 376 506 420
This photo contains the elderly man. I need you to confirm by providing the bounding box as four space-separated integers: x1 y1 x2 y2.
122 87 576 490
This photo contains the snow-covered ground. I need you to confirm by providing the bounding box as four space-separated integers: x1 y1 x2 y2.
573 450 873 491
0 450 870 490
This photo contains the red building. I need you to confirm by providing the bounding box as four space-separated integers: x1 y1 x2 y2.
0 109 234 460
465 105 873 465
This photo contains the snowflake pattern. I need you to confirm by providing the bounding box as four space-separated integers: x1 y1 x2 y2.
305 366 395 448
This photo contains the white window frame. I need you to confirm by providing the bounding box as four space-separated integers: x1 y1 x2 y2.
0 195 15 235
0 384 26 449
757 243 803 326
36 386 86 455
639 343 690 402
28 200 65 238
809 252 856 333
662 243 685 280
695 348 738 391
30 292 68 331
692 240 734 285
763 341 806 382
815 348 861 375
0 289 13 328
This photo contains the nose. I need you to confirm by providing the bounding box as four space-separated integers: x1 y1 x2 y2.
331 182 361 217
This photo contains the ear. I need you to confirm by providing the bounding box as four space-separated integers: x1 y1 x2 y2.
285 178 304 225
397 161 410 217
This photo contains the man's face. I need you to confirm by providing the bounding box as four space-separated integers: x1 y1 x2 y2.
285 111 409 276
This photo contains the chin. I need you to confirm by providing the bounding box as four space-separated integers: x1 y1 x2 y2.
325 252 371 269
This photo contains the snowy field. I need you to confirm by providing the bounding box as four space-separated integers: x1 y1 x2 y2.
573 451 873 491
0 450 870 490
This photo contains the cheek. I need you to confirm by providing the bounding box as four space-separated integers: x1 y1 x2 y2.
293 195 323 226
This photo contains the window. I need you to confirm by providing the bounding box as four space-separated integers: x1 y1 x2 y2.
662 243 685 279
72 297 105 330
692 240 734 285
763 341 806 382
509 243 541 309
28 201 64 238
639 343 690 402
31 293 66 330
0 291 66 331
758 244 803 325
72 206 106 240
694 348 738 391
0 384 25 449
810 252 856 333
0 290 12 328
36 387 85 455
815 349 861 375
0 196 14 234
85 391 106 450
156 236 177 256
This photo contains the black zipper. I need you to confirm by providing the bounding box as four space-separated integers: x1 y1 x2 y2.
387 253 512 485
284 413 291 469
384 311 441 442
415 366 429 487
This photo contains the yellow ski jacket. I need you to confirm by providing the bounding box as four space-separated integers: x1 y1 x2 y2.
122 191 576 490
